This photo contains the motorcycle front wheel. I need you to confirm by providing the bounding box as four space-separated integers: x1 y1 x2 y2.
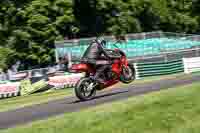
75 77 97 101
120 65 135 84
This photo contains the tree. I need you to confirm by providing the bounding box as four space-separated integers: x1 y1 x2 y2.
0 0 200 70
0 0 74 70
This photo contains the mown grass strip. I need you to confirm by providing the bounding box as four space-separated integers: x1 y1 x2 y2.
0 89 73 112
2 80 200 133
0 73 196 113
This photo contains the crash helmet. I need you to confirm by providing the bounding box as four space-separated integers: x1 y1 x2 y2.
96 37 106 47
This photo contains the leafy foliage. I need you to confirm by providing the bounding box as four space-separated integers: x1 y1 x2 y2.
0 0 74 70
0 47 16 70
0 0 200 70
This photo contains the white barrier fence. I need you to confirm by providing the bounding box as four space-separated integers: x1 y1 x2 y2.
1 56 200 99
0 73 84 99
0 82 20 98
48 73 84 89
183 57 200 73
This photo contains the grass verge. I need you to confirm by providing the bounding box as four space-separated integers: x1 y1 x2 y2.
2 81 200 133
0 88 73 112
0 72 197 113
108 72 192 89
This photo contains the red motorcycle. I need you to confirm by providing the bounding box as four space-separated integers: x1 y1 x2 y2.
70 39 135 101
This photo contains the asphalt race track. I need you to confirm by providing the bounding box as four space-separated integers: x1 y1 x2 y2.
0 74 200 130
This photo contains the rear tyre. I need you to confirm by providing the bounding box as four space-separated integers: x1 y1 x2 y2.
120 65 135 84
75 77 96 101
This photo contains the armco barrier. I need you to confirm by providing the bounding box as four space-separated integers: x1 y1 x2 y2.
0 73 84 99
0 82 20 98
135 59 184 78
183 57 200 73
48 73 84 89
0 59 189 99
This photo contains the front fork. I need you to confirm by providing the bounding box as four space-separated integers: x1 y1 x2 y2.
84 73 101 90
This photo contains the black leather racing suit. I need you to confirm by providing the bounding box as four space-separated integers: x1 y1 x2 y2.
82 40 120 83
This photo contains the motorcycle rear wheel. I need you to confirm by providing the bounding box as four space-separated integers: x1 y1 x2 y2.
75 77 97 101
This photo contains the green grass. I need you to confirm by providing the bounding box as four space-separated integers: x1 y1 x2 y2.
2 81 200 133
0 73 196 113
0 88 73 112
109 72 193 89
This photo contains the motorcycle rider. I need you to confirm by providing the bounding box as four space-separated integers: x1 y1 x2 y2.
81 37 120 84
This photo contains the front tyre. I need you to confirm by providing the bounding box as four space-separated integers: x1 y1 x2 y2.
75 77 96 101
120 65 135 84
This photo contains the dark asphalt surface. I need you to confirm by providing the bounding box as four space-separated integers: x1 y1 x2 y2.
1 74 200 130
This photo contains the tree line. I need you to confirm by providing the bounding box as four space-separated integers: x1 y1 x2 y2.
0 0 200 71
